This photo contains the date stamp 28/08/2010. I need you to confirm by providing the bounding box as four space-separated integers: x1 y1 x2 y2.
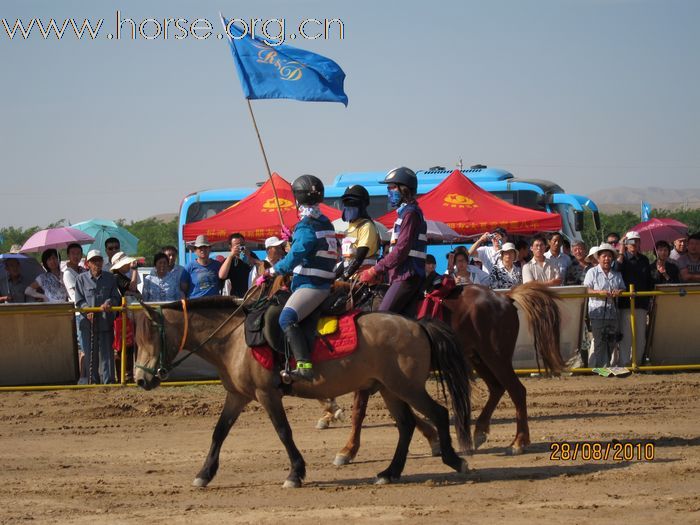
549 441 655 462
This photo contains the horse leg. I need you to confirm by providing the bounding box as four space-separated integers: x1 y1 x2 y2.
414 414 441 457
471 361 505 451
257 390 306 488
334 389 370 466
375 389 416 484
401 388 469 474
478 349 529 455
193 391 250 487
316 398 344 430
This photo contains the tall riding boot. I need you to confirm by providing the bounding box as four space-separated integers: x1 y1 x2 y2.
284 323 314 381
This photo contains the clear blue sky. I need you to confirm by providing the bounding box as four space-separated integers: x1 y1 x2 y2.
2 0 699 227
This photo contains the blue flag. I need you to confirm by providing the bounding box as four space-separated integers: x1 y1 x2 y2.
220 15 348 106
641 201 652 221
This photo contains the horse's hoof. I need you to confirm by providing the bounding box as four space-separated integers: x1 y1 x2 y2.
316 418 330 430
458 459 470 474
333 454 352 466
192 477 209 488
430 441 442 457
474 430 488 450
282 479 301 488
506 445 525 456
374 476 392 485
333 408 345 422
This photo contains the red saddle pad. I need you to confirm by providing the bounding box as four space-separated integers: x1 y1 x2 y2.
251 310 362 371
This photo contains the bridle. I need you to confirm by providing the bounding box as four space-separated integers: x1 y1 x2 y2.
135 287 262 380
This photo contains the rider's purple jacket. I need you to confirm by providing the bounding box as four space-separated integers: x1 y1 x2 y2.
374 205 424 282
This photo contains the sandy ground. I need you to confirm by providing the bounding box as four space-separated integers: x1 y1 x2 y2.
1 374 699 524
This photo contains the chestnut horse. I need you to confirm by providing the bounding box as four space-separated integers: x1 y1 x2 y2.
133 296 472 487
333 282 565 465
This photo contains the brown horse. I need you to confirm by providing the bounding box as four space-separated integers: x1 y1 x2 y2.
333 282 565 465
133 296 472 487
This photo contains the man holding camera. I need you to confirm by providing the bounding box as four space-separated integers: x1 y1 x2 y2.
584 243 625 368
219 232 258 298
468 227 507 274
616 231 652 366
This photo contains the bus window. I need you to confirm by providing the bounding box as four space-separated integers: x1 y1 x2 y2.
185 200 236 224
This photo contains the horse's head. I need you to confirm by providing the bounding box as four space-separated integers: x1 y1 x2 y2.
133 301 177 390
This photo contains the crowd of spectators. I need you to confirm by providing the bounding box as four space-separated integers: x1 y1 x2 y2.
2 224 700 382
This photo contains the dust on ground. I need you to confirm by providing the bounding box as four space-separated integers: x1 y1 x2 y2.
1 374 699 524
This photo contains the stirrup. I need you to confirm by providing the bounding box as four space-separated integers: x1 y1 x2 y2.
289 362 314 382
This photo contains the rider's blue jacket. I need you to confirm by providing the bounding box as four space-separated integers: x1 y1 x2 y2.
273 215 338 291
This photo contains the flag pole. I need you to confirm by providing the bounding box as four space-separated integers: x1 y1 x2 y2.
220 13 285 230
244 99 286 229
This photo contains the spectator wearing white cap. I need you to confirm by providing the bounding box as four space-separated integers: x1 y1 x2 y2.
248 235 286 289
583 243 625 368
489 243 522 290
183 235 223 298
615 230 652 366
74 249 121 384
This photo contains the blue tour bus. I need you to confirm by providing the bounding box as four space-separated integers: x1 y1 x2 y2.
177 165 601 272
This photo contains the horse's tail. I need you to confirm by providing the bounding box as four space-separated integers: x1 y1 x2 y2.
507 282 566 375
419 318 472 451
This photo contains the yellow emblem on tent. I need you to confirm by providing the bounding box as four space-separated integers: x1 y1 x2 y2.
443 193 477 208
262 197 294 212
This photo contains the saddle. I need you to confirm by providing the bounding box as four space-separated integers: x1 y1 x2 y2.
243 280 381 352
250 309 363 371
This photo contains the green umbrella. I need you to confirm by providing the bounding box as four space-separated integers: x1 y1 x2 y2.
71 219 139 255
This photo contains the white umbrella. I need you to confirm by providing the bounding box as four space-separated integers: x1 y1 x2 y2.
425 220 463 242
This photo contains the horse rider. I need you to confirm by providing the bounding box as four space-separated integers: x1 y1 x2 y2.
336 184 381 280
258 175 338 381
359 167 427 315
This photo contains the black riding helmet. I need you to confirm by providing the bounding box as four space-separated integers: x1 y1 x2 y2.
380 166 418 193
292 174 324 205
341 184 370 207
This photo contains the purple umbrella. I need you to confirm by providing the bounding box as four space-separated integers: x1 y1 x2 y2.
629 218 688 252
0 253 44 284
20 227 95 253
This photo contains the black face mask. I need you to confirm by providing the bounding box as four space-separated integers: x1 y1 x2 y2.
342 205 360 222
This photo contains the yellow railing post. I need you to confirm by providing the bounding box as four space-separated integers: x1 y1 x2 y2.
629 284 637 371
120 297 127 386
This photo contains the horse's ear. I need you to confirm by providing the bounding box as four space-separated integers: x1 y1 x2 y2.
138 299 159 325
254 259 266 276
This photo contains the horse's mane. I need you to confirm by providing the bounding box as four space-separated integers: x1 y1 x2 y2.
157 296 245 311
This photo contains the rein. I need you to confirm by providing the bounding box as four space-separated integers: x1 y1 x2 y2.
136 286 263 380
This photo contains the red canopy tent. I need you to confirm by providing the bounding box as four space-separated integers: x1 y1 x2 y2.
377 169 562 236
183 173 342 243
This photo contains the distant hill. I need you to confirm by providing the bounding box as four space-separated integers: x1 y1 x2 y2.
587 187 700 214
144 213 178 223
